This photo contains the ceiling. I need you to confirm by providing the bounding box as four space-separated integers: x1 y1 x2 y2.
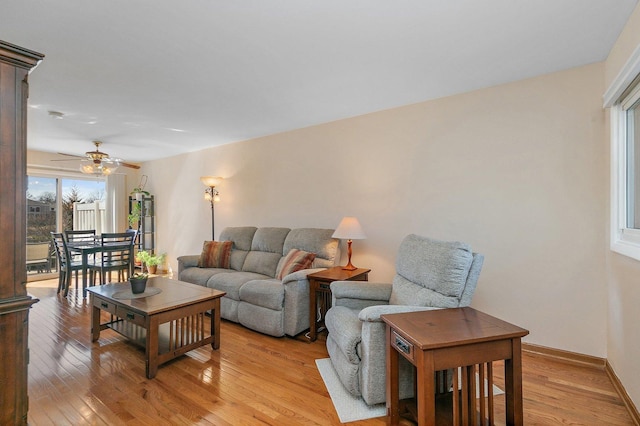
2 0 637 163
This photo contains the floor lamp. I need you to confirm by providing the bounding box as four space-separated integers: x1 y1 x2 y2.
200 176 222 240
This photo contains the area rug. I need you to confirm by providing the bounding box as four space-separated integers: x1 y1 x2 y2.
316 358 504 424
316 358 386 423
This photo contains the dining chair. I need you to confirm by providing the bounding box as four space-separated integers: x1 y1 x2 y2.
64 229 96 242
65 229 97 263
50 232 84 296
89 232 136 285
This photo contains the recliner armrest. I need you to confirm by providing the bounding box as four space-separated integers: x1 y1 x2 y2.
331 281 392 300
331 281 392 311
359 305 441 323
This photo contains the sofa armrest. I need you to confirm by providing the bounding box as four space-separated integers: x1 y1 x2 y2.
177 255 200 276
330 281 392 311
359 305 441 323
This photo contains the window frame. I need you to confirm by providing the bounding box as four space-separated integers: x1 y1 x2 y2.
607 43 640 261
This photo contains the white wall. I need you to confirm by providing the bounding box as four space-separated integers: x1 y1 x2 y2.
605 2 640 411
142 62 608 357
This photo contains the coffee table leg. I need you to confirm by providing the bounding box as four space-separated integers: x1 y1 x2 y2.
146 318 159 379
91 295 100 342
211 299 220 350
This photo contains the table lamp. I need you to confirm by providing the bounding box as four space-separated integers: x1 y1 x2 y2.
332 216 366 271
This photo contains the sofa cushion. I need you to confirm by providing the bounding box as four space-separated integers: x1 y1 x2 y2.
207 271 270 300
275 249 316 280
242 227 290 277
239 279 284 310
219 226 257 271
283 228 338 268
179 266 228 286
197 241 232 268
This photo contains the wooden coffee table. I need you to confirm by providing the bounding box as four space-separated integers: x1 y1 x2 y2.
87 276 225 379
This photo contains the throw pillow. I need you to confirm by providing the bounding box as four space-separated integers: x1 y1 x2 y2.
276 249 316 280
198 240 232 269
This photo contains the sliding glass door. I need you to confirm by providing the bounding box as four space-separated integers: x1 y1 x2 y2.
26 175 105 279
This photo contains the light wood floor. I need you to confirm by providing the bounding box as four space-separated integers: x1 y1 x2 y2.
26 279 636 425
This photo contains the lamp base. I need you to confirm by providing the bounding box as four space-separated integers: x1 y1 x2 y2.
341 262 357 271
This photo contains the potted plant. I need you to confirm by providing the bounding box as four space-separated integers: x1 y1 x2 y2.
129 272 148 294
136 250 165 274
130 175 150 201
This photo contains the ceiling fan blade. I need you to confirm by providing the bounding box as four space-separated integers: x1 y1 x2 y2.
50 158 82 162
56 152 85 158
121 162 140 169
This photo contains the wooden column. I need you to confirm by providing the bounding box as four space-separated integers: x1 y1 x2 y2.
0 40 44 425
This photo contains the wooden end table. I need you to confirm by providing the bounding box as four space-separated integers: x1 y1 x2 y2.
381 307 529 426
307 266 370 341
87 276 225 379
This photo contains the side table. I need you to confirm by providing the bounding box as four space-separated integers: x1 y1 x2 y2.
381 307 529 425
307 266 370 341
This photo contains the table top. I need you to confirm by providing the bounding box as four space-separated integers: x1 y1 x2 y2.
86 277 226 316
381 307 529 350
307 266 371 281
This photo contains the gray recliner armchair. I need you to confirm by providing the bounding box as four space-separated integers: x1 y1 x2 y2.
325 234 484 406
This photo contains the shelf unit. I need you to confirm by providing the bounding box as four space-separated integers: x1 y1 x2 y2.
129 195 155 255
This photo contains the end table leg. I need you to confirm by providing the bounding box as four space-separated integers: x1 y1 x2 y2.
308 280 318 342
386 326 400 426
505 338 524 425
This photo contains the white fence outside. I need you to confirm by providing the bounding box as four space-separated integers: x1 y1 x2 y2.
73 201 106 233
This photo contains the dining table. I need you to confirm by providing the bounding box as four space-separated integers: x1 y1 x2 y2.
67 237 135 297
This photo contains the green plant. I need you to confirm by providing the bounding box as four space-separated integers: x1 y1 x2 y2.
145 252 165 267
128 202 142 227
130 187 150 197
136 251 165 268
130 272 148 280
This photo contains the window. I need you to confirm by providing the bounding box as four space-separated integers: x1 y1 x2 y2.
608 47 640 260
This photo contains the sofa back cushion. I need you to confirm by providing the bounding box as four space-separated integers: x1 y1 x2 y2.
219 227 257 271
282 228 339 268
242 227 291 277
389 234 474 306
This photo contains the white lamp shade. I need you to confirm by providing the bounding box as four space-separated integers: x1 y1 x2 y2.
200 176 223 187
332 216 366 240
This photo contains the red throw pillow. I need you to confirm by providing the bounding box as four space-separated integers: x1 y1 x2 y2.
198 241 232 268
276 249 316 280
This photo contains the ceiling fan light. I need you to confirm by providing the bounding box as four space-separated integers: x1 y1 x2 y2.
80 163 96 174
80 161 117 176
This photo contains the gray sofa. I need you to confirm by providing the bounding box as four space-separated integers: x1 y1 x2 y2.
177 226 339 337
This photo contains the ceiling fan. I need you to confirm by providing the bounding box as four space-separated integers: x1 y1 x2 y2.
53 141 140 175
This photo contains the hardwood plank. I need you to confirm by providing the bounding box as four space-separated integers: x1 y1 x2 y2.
27 281 636 425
